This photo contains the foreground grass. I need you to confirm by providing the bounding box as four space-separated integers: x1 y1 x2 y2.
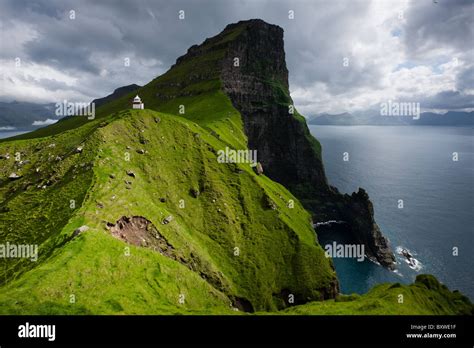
0 109 337 314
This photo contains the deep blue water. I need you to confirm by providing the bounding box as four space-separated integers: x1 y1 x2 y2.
309 125 474 300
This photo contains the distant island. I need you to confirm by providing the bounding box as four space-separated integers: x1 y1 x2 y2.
307 111 474 126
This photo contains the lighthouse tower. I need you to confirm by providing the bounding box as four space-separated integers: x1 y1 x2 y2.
132 95 144 109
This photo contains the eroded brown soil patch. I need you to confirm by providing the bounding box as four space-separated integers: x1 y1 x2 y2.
107 216 177 259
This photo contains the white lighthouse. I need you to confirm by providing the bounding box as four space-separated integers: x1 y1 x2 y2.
132 95 144 109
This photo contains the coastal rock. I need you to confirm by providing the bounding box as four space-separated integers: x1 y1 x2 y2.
340 189 396 268
397 246 421 270
220 20 328 195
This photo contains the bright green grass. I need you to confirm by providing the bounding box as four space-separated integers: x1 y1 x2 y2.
1 109 469 315
0 109 337 314
0 119 101 283
0 229 232 315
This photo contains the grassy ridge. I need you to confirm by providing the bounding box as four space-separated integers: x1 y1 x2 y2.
0 109 338 314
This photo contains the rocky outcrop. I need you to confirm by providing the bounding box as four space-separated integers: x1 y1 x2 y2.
8 172 22 180
107 216 177 257
339 189 395 268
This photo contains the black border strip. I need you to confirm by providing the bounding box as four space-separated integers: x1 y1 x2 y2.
0 315 472 346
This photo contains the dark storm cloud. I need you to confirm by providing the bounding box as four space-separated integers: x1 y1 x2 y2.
422 90 474 110
30 77 72 92
456 65 474 91
1 0 387 98
1 0 243 73
0 0 472 112
403 0 474 58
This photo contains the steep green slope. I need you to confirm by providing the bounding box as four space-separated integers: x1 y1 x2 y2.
0 119 100 283
2 22 246 146
0 109 338 314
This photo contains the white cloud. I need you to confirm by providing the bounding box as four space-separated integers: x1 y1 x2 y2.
0 59 79 102
32 118 58 126
0 20 38 58
288 0 472 115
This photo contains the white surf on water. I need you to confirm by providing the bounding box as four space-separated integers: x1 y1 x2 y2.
395 246 423 272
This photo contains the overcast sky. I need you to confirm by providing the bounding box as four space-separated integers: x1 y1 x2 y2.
0 0 473 115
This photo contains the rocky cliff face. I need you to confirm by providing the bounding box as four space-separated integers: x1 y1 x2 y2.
220 21 329 194
165 19 395 268
220 19 395 268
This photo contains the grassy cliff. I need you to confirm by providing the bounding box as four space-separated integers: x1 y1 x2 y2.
0 20 471 315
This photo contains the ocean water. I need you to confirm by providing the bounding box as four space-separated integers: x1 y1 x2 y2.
309 125 474 300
